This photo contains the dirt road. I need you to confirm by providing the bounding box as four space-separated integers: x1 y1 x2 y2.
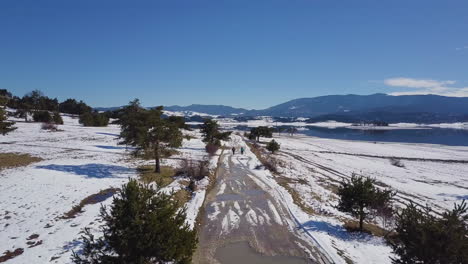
194 136 332 264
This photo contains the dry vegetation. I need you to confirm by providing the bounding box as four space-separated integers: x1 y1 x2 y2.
0 248 24 263
343 219 394 238
137 165 175 186
61 188 119 219
173 189 192 208
0 153 42 171
245 140 320 215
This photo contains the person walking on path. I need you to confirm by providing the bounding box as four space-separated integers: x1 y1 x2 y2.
240 146 245 155
231 146 236 155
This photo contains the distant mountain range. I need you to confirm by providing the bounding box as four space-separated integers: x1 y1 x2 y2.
95 94 468 123
164 104 247 116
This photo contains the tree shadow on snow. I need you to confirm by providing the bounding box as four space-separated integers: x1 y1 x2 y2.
300 220 372 242
37 164 133 178
96 132 119 137
94 145 129 150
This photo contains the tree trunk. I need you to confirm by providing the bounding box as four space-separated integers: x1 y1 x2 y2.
359 206 364 231
154 143 161 173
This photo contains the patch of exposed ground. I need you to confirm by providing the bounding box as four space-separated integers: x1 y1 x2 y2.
0 248 24 263
0 153 42 171
61 188 119 219
138 165 175 186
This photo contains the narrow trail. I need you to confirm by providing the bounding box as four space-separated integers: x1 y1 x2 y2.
194 136 331 264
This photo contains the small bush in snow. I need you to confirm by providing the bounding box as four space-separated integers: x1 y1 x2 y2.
79 111 109 127
33 111 52 123
178 158 209 181
41 122 58 131
205 143 219 155
390 158 405 168
52 112 63 125
266 139 280 153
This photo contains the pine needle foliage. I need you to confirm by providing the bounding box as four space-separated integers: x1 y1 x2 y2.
199 119 231 146
72 179 197 264
391 201 468 264
337 174 394 231
0 108 15 135
266 139 280 153
119 99 183 173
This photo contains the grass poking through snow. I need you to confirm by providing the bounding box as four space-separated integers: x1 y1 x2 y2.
0 153 42 171
137 165 175 187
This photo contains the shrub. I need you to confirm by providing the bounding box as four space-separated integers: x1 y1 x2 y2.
72 179 197 264
391 201 468 264
390 158 405 168
52 112 63 125
41 122 58 131
263 156 278 173
0 107 16 135
266 139 280 153
32 111 52 123
177 158 209 181
205 143 219 155
79 111 109 127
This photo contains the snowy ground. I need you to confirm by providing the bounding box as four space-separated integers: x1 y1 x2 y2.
247 133 468 263
0 115 213 263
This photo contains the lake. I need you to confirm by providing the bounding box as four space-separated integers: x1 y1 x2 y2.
300 126 468 146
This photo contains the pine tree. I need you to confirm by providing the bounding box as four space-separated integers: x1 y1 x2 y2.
79 111 109 127
266 139 280 153
249 126 274 142
0 94 16 135
52 111 64 125
391 201 468 264
119 100 183 173
199 119 231 146
32 110 52 123
0 107 16 135
72 179 197 264
337 174 394 231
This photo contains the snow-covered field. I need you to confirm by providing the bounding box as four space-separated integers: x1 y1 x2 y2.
250 133 468 263
0 115 213 263
2 113 467 264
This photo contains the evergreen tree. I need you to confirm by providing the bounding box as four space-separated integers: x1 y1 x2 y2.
118 99 148 148
0 93 16 135
119 101 183 173
199 119 231 146
337 174 394 231
266 139 280 153
79 111 109 127
72 179 197 264
59 98 92 115
391 201 468 264
249 126 274 142
0 107 16 135
32 110 52 123
53 112 64 125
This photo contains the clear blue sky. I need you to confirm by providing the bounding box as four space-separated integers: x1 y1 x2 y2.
1 0 467 109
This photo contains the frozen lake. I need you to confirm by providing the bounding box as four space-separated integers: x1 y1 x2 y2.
300 127 468 146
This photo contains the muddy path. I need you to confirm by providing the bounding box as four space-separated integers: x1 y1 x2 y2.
194 137 331 264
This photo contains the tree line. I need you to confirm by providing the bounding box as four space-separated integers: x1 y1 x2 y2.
0 89 109 130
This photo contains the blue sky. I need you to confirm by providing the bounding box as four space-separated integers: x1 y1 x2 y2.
1 0 467 109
